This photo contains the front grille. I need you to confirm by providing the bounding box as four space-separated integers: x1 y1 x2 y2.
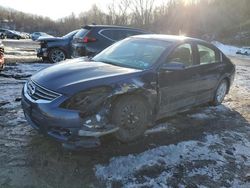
27 80 60 101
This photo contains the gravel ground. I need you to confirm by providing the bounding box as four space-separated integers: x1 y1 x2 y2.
0 40 250 188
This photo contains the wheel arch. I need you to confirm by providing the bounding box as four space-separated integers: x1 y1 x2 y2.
108 87 157 121
215 74 231 94
48 47 68 63
48 47 67 56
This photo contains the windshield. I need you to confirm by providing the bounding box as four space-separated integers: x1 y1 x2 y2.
92 38 172 70
62 30 79 38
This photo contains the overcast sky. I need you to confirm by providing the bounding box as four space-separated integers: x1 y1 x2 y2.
0 0 165 20
0 0 116 20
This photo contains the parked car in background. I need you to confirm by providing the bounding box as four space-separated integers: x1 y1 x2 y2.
22 35 235 148
236 47 250 55
71 25 151 58
31 32 53 41
37 29 79 63
23 32 31 39
0 41 4 71
15 31 31 39
0 29 22 39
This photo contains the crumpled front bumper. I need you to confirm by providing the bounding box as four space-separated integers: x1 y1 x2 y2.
21 83 118 147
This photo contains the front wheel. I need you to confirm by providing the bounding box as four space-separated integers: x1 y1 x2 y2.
48 48 66 63
111 95 151 143
211 79 228 106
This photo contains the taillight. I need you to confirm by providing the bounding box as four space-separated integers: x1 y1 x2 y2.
83 36 97 43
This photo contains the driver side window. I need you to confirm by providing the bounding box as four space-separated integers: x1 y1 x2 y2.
168 43 193 67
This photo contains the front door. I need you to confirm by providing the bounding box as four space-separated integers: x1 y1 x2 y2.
157 43 200 118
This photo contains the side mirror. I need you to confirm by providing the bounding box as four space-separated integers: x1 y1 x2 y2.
161 61 186 71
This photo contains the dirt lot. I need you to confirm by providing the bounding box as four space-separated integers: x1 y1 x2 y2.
0 40 250 188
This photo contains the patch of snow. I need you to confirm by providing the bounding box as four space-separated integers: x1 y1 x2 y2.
145 123 173 135
208 105 229 112
234 65 250 91
212 41 250 62
0 63 49 105
188 113 210 119
212 41 242 57
5 48 36 56
95 131 250 187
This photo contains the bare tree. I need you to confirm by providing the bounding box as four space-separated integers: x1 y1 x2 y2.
129 0 155 27
107 0 131 25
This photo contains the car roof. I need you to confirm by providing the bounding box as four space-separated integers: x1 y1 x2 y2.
83 25 150 32
132 34 207 44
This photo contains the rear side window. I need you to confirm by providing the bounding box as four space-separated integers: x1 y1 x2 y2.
74 29 89 39
100 30 115 41
198 44 220 64
100 29 145 41
168 43 193 67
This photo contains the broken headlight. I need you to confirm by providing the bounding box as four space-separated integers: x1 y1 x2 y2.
60 87 112 113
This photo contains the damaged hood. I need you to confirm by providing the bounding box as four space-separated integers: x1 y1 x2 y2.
31 58 142 95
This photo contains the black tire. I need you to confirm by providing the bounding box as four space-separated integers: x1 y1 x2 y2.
48 48 66 63
211 79 228 106
111 95 151 142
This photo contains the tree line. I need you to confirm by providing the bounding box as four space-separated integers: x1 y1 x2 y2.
1 0 250 43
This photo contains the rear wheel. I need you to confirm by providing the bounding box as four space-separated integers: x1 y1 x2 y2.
111 95 150 142
211 79 228 106
48 48 66 63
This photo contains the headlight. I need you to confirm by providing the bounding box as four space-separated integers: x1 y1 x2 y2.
60 87 111 113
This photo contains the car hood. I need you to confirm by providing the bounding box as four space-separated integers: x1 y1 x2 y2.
31 58 142 95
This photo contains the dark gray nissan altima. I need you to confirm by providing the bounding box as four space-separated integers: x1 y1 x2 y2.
21 34 235 148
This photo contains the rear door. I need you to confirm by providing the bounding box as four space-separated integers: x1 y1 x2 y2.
157 43 201 117
194 43 225 103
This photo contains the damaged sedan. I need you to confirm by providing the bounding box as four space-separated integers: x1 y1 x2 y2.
21 35 235 148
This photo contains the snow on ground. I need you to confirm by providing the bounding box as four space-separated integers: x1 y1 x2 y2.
212 41 242 57
95 129 250 187
0 63 49 81
0 63 50 126
212 41 250 61
5 50 36 56
145 123 175 135
5 46 36 56
4 47 38 61
188 113 210 119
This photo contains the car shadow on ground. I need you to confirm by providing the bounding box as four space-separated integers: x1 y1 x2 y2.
22 104 249 187
26 104 248 156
